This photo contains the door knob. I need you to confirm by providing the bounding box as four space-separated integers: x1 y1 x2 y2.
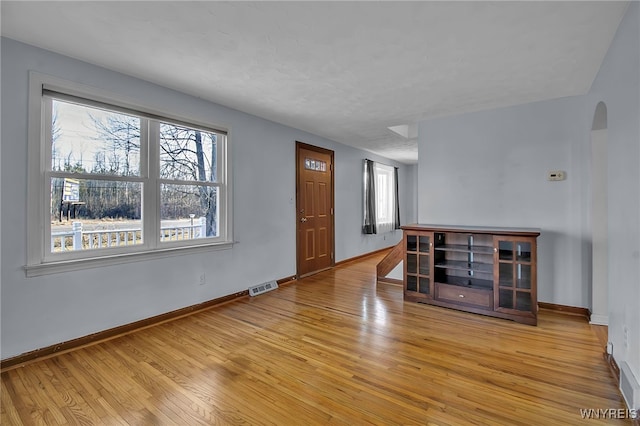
300 217 307 223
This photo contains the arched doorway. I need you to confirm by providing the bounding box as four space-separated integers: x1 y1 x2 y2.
590 101 608 325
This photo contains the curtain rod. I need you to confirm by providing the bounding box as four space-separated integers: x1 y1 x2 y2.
364 158 397 169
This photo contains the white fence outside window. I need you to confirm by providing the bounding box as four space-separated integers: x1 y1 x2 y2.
51 217 207 252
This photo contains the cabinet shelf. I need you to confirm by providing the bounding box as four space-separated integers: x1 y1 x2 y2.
435 260 493 274
498 259 532 265
435 276 493 290
435 244 494 255
499 280 532 289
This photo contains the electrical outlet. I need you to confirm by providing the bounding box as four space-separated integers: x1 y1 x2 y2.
199 273 206 286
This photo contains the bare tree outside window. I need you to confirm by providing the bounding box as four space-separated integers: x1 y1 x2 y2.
160 122 218 237
49 98 223 252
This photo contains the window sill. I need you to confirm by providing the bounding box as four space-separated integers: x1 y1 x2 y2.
25 241 234 277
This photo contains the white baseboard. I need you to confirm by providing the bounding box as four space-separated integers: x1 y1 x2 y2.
589 314 609 325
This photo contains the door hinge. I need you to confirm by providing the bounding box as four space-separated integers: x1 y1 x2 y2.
331 208 334 215
331 252 334 260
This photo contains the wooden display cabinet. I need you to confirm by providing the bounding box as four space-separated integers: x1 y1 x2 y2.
402 225 540 325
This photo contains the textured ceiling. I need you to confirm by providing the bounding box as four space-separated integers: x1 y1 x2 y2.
1 1 629 164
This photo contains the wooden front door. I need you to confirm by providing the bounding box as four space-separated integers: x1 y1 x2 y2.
296 142 334 277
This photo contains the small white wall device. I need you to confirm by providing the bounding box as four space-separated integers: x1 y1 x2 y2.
547 170 566 181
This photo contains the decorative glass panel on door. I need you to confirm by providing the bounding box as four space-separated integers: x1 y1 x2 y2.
496 237 534 313
515 242 531 262
499 263 513 288
407 235 417 252
407 253 417 274
419 236 430 253
499 241 513 261
516 264 531 289
404 232 433 299
407 275 418 292
499 289 514 309
516 291 532 311
419 277 430 295
419 254 430 275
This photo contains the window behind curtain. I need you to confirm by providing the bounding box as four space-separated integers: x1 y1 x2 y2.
363 160 400 234
374 163 396 233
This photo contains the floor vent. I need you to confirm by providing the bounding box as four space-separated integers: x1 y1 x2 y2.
248 280 278 297
620 362 640 412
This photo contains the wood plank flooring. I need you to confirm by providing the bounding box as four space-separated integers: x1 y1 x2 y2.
2 252 627 425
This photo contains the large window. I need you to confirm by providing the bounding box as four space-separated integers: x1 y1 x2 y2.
27 74 231 274
363 159 400 234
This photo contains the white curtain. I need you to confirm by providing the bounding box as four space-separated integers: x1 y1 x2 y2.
363 160 400 234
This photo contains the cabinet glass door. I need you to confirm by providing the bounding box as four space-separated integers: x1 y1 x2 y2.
405 233 433 298
495 237 534 314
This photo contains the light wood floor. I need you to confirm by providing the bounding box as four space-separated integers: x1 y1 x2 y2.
2 252 627 425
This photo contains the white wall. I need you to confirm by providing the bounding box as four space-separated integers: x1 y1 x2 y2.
402 164 418 225
417 0 639 389
587 1 640 384
333 148 407 260
417 96 592 307
0 36 3 360
590 128 608 325
0 38 412 359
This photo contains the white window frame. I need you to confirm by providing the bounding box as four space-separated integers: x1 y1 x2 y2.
373 162 396 234
26 72 233 276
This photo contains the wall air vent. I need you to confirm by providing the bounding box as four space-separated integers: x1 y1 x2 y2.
248 280 278 297
620 361 640 414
